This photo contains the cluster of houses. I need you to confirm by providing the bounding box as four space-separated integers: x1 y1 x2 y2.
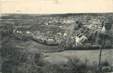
6 14 112 49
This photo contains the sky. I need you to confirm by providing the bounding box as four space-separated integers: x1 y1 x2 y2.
0 0 113 14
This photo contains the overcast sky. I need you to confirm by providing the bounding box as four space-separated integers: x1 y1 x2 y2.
0 0 113 14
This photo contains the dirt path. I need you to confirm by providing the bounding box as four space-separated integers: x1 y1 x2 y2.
44 49 113 66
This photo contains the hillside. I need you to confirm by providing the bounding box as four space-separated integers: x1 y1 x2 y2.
0 13 113 50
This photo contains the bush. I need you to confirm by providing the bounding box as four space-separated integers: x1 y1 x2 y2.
1 42 43 73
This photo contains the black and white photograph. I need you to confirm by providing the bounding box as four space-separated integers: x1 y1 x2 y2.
0 0 113 73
